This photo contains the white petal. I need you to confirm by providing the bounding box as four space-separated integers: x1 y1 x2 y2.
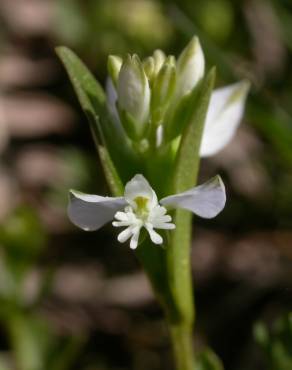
68 190 126 231
200 80 250 157
124 174 157 209
145 225 163 244
153 222 175 230
147 205 175 230
129 228 141 249
112 211 140 227
151 205 167 217
117 227 133 243
160 176 226 219
112 221 131 227
113 211 128 222
157 214 172 223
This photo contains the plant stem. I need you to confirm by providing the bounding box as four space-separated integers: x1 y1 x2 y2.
169 322 195 370
167 210 196 370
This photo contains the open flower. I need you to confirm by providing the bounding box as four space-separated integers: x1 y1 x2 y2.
68 174 226 249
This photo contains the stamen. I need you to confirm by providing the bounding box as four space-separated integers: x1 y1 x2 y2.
134 196 149 211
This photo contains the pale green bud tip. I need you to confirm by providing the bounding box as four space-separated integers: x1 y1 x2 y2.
176 35 205 97
228 79 251 105
151 56 177 124
142 56 155 81
121 54 147 89
182 36 202 59
107 55 123 85
131 53 140 65
152 60 176 109
153 49 166 75
165 55 176 67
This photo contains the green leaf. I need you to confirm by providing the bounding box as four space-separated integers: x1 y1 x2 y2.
97 144 124 196
172 68 216 193
55 46 105 141
167 68 216 324
55 47 104 109
56 46 139 184
164 86 200 142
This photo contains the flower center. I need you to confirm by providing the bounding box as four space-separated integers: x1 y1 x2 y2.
134 196 150 219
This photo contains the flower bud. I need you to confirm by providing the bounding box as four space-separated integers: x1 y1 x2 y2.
117 54 150 140
107 55 123 86
153 49 166 76
176 36 205 98
151 56 176 124
142 56 155 82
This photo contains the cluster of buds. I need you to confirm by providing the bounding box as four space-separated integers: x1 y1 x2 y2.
107 37 204 143
106 36 249 156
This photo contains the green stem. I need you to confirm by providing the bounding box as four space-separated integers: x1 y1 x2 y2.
167 210 195 370
169 322 195 370
168 211 194 323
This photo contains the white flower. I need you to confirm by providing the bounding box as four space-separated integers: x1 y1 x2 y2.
200 80 250 157
112 175 175 249
68 174 226 250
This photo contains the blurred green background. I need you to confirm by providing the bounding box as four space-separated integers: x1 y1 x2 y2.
0 0 291 369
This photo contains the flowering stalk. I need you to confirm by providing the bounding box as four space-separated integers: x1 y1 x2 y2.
56 36 249 370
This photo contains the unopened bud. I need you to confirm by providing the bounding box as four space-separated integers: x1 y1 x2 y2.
153 49 166 76
117 55 150 140
176 36 205 98
142 56 155 82
151 56 176 123
107 55 123 86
